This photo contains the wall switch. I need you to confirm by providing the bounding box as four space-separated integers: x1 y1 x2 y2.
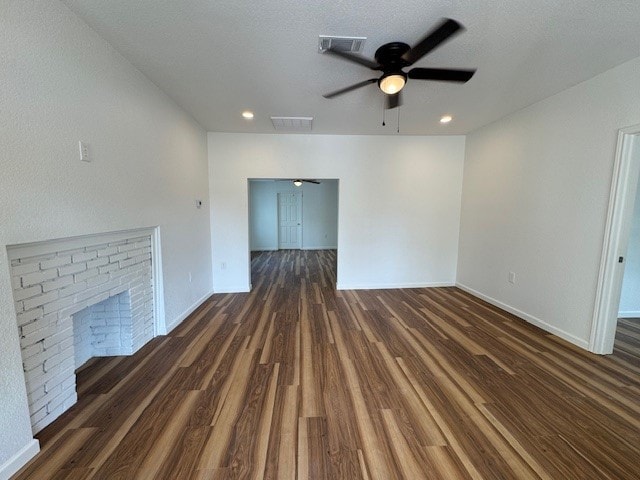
79 141 90 162
221 262 226 270
508 272 516 284
188 272 192 283
195 200 203 209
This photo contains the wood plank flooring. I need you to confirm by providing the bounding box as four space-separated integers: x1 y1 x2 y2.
14 250 640 479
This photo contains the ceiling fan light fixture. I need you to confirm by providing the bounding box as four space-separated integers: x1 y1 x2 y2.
293 180 303 187
378 72 406 95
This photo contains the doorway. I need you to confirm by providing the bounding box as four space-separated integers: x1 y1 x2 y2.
248 179 339 286
591 127 640 354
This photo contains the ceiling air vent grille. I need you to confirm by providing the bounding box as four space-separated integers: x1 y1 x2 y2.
271 116 313 132
318 35 366 53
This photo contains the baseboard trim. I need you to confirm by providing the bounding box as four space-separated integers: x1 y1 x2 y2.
618 310 640 318
337 282 455 290
301 246 337 250
213 285 251 294
165 289 215 334
456 283 589 350
0 439 40 480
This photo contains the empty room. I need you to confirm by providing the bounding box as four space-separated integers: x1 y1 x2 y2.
2 1 640 479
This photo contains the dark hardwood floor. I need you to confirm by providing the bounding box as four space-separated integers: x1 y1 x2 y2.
13 250 640 479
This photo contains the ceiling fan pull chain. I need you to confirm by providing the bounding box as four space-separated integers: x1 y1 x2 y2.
382 104 386 126
397 107 400 133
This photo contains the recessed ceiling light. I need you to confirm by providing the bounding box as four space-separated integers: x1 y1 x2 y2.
440 115 453 124
242 111 254 119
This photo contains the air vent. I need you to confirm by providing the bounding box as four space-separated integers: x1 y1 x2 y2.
271 117 313 132
318 35 366 53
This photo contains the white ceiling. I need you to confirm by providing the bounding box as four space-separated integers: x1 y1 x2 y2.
62 0 640 135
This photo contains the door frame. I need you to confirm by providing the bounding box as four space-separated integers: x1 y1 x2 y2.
590 124 640 354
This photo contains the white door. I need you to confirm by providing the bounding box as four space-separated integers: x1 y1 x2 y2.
278 192 302 249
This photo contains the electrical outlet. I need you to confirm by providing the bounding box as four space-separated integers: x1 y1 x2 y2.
508 272 516 284
79 141 90 162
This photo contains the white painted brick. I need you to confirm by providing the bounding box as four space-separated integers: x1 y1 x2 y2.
11 275 22 290
58 281 88 299
41 275 74 293
23 290 59 311
31 406 48 425
25 362 59 390
43 295 75 315
109 239 127 247
63 392 78 411
33 414 57 435
57 301 88 320
87 257 109 269
28 385 47 404
57 315 72 331
58 263 86 276
40 256 72 270
117 243 142 253
44 366 74 394
109 252 127 263
22 341 43 359
86 273 110 288
23 349 50 371
59 354 75 374
43 327 72 350
72 251 97 263
22 269 57 287
18 253 56 265
21 316 50 337
74 268 99 283
43 351 62 372
99 263 121 275
12 262 40 276
13 285 42 302
97 246 118 257
60 336 74 351
61 373 76 391
14 300 24 313
56 247 85 257
17 307 44 326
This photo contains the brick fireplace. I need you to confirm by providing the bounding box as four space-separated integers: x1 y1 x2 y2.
8 228 160 433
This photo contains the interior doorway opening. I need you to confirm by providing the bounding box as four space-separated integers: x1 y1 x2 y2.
591 127 640 354
248 179 339 288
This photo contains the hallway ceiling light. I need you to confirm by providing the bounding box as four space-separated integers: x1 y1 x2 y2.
293 180 303 187
440 115 453 124
242 111 254 119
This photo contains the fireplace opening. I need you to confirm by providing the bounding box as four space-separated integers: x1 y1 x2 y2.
72 290 132 369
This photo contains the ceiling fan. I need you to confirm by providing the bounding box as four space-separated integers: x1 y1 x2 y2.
322 18 476 109
293 179 320 187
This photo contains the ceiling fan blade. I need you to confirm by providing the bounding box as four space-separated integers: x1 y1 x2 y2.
385 91 402 110
302 180 321 184
324 48 381 70
408 67 476 82
323 78 378 99
401 18 464 65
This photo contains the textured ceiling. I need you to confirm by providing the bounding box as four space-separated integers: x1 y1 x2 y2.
62 0 640 135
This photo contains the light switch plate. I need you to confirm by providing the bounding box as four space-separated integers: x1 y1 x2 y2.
79 141 90 162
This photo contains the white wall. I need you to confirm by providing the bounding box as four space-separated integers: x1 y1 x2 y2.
458 55 640 348
209 133 465 292
249 180 338 251
0 1 211 475
619 177 640 317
